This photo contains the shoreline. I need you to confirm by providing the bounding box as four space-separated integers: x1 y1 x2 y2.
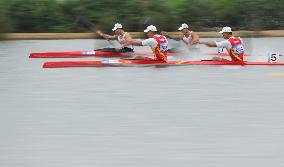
1 30 284 40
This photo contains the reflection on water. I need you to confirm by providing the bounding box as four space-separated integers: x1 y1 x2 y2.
0 38 284 167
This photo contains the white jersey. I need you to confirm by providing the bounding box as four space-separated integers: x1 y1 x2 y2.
182 32 199 49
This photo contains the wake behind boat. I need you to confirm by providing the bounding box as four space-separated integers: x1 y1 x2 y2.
42 59 284 68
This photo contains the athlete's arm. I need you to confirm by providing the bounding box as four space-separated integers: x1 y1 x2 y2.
96 31 117 40
120 40 142 48
215 40 231 48
120 38 156 49
199 41 217 47
130 41 143 46
190 32 200 45
160 31 183 41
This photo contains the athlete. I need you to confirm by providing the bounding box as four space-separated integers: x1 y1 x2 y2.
96 23 134 52
119 25 168 62
200 26 245 62
161 23 199 50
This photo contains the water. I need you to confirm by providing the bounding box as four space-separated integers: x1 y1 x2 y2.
0 38 284 167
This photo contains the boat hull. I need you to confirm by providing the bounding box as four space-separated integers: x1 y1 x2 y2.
30 50 124 58
42 59 284 68
29 50 176 58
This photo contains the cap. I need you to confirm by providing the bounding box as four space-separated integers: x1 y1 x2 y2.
112 23 123 31
178 23 189 31
144 25 157 32
219 26 232 33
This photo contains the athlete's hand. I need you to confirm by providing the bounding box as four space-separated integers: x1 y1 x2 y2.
96 30 103 36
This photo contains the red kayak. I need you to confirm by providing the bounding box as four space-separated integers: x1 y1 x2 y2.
29 50 233 59
29 50 175 58
42 59 284 68
30 50 126 58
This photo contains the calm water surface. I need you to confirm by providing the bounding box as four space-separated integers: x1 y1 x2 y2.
0 38 284 167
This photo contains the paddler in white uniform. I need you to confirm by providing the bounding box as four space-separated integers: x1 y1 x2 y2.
161 23 200 51
96 23 134 53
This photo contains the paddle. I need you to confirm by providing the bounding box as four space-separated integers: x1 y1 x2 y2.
76 15 117 49
77 15 97 32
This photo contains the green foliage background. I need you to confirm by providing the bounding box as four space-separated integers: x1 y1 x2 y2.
0 0 283 32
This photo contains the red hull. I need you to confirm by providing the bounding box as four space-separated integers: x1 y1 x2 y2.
29 50 175 58
29 50 124 58
42 59 284 68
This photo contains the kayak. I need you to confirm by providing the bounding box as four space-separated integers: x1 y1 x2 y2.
29 50 175 58
29 50 231 58
42 59 284 68
30 50 127 58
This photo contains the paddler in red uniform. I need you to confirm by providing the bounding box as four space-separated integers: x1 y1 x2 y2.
200 26 245 62
96 23 134 53
119 25 168 62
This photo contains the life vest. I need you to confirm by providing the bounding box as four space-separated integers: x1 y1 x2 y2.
227 36 245 61
152 35 168 62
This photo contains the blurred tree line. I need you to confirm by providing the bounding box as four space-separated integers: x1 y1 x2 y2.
0 0 283 33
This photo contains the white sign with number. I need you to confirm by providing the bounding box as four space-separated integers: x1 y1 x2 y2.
268 53 280 63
